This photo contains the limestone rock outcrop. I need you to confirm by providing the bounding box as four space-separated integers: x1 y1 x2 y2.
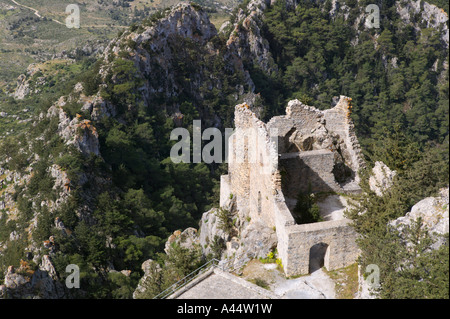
396 0 449 48
390 187 449 249
100 2 253 119
164 227 200 255
46 96 100 158
227 219 278 268
132 259 161 299
13 74 30 100
198 208 233 258
368 161 397 196
13 63 47 100
0 255 66 299
226 0 277 75
198 196 277 269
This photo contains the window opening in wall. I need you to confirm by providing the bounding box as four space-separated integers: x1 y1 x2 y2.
257 191 262 215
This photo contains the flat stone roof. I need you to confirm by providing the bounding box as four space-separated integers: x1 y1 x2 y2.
169 268 277 299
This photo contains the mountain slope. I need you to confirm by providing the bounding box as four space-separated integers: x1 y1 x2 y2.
0 0 243 88
0 3 254 298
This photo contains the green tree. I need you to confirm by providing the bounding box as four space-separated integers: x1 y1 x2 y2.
293 189 322 224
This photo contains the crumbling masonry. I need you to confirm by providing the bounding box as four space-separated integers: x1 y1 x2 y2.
220 96 363 276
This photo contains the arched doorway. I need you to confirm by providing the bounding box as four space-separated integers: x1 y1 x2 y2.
309 243 329 273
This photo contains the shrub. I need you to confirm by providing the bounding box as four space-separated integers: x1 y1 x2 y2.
216 207 235 235
293 190 323 224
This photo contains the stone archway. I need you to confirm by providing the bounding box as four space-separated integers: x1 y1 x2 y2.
309 242 329 273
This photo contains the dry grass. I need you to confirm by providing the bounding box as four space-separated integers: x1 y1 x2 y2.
325 263 359 299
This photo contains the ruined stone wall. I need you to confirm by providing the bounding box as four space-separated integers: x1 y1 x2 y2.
222 98 362 277
267 98 364 193
265 116 294 154
267 100 325 154
248 128 277 226
220 175 231 208
272 190 359 277
282 220 360 276
227 104 279 226
273 192 296 272
285 100 324 135
279 150 342 197
323 96 366 176
227 106 252 217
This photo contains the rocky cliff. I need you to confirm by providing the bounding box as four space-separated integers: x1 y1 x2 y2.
0 255 66 299
97 2 255 126
1 2 258 299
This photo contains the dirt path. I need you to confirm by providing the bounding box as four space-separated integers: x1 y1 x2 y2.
10 0 65 25
9 0 128 29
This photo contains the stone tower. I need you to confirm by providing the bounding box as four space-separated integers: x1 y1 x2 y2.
220 96 362 276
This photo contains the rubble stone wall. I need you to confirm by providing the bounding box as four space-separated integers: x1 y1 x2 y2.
222 98 363 276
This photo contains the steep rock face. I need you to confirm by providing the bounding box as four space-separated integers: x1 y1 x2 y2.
164 227 200 255
226 0 278 75
396 0 449 48
133 4 217 44
0 255 66 299
197 195 278 268
81 94 117 121
99 3 254 125
0 167 29 220
132 259 161 299
227 219 277 268
47 97 100 157
13 74 30 100
13 63 47 100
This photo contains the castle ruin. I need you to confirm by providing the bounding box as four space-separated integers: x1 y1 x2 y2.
220 96 363 277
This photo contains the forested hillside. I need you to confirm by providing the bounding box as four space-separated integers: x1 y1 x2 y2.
0 0 448 299
0 3 251 298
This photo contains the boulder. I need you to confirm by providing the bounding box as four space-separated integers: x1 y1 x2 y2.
164 227 200 255
390 188 449 249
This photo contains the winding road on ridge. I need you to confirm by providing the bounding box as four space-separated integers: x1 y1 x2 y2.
9 0 128 28
10 0 66 25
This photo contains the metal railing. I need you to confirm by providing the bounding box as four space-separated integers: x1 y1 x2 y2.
152 257 249 299
152 258 220 299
